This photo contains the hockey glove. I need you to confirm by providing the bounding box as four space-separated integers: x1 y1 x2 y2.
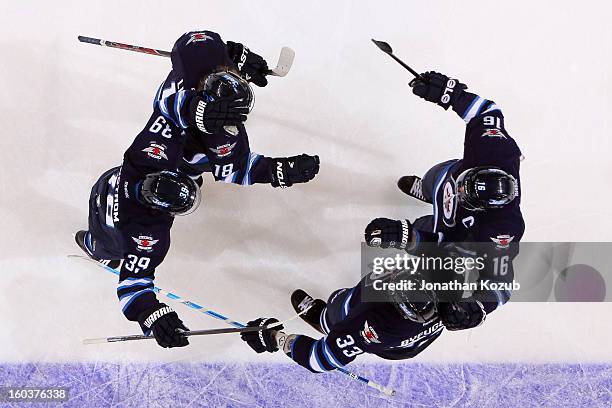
138 304 189 348
410 71 467 110
438 300 486 331
240 318 284 353
269 154 320 188
188 92 249 134
226 41 269 87
365 218 413 249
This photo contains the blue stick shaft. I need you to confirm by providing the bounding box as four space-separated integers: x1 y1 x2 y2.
71 255 395 396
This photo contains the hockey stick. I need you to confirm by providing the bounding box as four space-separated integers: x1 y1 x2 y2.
371 39 422 80
84 326 269 345
69 255 396 397
77 35 294 77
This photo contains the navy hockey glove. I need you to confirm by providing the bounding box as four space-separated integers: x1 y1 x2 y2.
240 318 284 353
226 41 269 87
138 304 189 348
410 72 467 110
188 92 249 134
365 218 413 249
269 154 320 188
438 300 486 331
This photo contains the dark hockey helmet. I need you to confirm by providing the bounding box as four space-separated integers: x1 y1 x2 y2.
139 171 201 216
203 70 254 112
389 273 438 323
456 166 518 211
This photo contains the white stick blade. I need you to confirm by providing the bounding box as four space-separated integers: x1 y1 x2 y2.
270 47 295 77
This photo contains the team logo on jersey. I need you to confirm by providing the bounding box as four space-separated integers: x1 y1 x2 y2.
142 143 168 161
209 142 237 158
131 235 159 252
442 180 457 227
186 32 213 45
482 129 507 139
360 320 380 344
490 234 514 249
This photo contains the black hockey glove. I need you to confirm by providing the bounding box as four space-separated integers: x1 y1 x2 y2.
226 41 269 87
438 300 486 331
365 218 413 249
188 92 249 134
410 71 467 110
269 154 320 188
240 318 284 353
138 304 189 348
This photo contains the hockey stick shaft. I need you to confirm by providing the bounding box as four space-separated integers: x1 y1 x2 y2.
84 326 270 345
371 39 422 79
71 255 395 396
77 35 292 77
78 35 170 57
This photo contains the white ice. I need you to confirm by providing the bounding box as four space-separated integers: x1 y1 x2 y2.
1 0 612 365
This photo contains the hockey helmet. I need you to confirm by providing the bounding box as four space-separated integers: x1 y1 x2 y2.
139 171 201 216
203 70 254 113
389 272 438 323
456 166 518 211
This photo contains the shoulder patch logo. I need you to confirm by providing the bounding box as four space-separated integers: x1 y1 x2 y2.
186 32 213 45
209 142 237 158
490 234 514 249
142 142 168 161
131 235 159 252
360 320 381 344
482 129 507 139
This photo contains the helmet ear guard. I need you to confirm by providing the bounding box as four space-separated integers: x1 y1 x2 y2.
456 166 518 211
139 171 201 216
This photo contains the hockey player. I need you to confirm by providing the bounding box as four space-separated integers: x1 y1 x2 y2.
358 71 524 344
75 31 319 349
239 276 491 372
154 30 320 187
364 71 524 304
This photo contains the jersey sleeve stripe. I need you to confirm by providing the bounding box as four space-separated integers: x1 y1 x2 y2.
308 341 326 373
482 103 501 114
321 339 344 369
185 153 210 165
119 288 154 312
320 307 330 334
242 152 262 186
174 90 189 129
462 96 488 123
341 288 355 320
117 278 153 290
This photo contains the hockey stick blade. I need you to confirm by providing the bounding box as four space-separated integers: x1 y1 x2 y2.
371 39 393 54
268 47 295 77
371 38 422 79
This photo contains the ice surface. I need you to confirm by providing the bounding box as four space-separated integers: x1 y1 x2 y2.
1 0 612 405
1 363 611 407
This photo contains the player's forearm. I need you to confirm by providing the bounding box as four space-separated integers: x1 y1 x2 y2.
451 90 496 124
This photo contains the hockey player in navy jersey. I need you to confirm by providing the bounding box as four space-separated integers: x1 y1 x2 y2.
155 30 319 187
75 30 319 349
239 72 523 371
